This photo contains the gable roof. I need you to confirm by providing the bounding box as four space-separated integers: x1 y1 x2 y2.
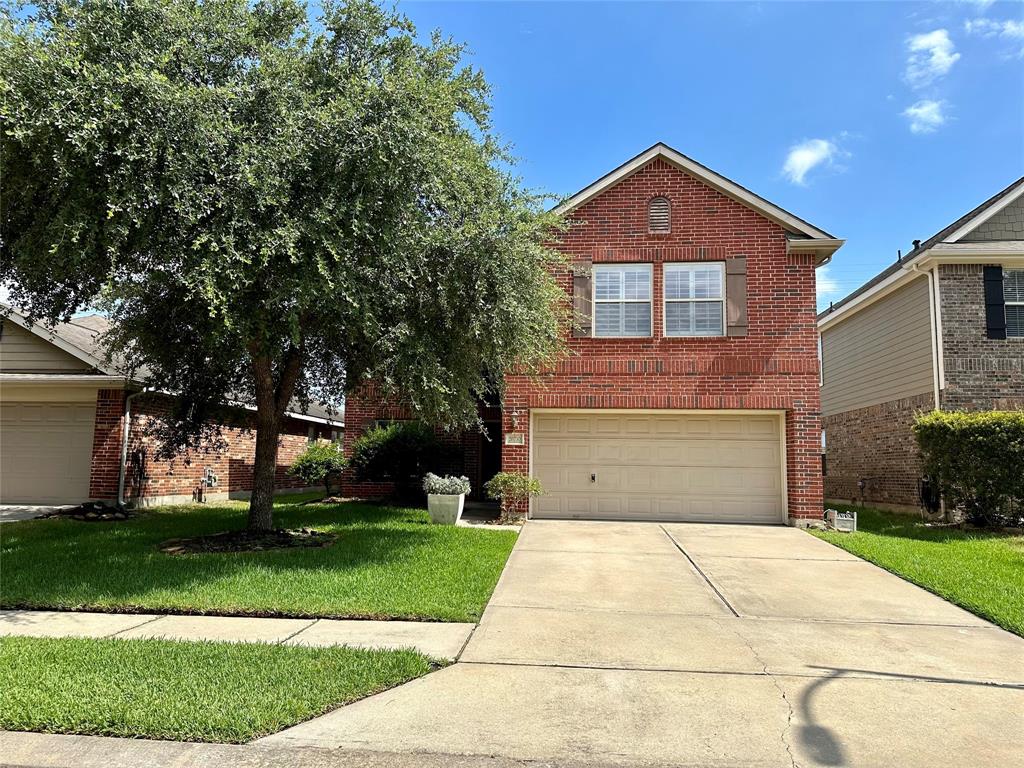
554 142 841 244
818 175 1024 328
0 306 342 425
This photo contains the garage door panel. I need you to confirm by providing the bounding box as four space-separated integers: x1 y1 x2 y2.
1 401 96 504
531 411 784 524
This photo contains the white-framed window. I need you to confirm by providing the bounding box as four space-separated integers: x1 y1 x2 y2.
593 263 652 337
663 262 726 337
1004 268 1024 338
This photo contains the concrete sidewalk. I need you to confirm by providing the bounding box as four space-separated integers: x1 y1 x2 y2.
0 732 628 768
0 610 474 660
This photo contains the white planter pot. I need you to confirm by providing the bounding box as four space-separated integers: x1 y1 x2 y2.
427 493 465 525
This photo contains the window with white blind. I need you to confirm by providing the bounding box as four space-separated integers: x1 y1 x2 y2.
593 264 652 337
664 262 725 337
1005 268 1024 338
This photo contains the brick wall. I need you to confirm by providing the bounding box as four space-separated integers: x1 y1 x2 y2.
502 157 824 521
88 389 127 499
89 390 330 503
939 263 1024 410
822 392 933 507
340 383 490 500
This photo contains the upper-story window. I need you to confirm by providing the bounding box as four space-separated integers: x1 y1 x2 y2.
593 263 652 337
648 197 671 233
664 262 725 337
1005 268 1024 338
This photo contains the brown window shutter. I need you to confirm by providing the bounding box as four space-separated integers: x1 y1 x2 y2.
725 257 748 337
572 260 593 338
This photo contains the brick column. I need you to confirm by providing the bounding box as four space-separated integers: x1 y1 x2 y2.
88 389 126 501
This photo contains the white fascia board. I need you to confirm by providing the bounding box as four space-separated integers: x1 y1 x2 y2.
927 242 1024 259
945 184 1024 243
1 308 115 375
555 143 835 240
0 374 127 386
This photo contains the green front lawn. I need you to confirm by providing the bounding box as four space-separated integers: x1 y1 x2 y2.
0 635 433 742
0 496 516 622
811 505 1024 636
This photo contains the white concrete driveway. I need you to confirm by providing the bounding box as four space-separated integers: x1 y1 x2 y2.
263 521 1024 767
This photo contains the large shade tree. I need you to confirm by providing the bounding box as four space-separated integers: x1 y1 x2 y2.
0 0 566 531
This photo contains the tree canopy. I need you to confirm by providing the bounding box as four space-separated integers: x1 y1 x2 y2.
0 0 567 529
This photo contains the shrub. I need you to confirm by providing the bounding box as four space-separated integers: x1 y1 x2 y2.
483 472 543 522
348 422 453 500
423 473 471 496
287 442 347 495
913 410 1024 527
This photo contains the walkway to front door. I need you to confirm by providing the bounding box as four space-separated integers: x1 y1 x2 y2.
263 520 1024 767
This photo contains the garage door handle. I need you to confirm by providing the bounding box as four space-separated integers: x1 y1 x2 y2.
591 473 596 483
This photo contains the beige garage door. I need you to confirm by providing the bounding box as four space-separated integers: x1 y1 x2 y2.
0 401 96 504
531 411 784 524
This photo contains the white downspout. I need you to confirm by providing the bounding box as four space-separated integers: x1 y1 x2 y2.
117 389 149 507
908 263 941 410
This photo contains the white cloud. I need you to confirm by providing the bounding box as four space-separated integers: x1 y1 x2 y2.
782 139 840 185
816 265 841 302
965 18 1024 56
904 29 961 88
903 99 948 134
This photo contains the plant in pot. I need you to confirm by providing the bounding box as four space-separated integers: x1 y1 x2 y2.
423 473 471 525
483 472 543 524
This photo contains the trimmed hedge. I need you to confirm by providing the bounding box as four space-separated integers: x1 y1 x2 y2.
913 410 1024 526
349 422 455 500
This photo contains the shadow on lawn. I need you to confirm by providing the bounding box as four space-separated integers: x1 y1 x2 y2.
0 500 448 615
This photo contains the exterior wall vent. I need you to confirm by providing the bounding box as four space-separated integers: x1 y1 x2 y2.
648 196 671 233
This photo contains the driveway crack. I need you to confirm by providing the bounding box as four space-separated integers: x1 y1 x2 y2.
715 616 799 767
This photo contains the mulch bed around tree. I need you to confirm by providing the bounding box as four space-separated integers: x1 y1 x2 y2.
159 528 336 555
36 503 134 522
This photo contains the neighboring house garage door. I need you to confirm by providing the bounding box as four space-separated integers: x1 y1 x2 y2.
0 401 96 504
531 411 784 524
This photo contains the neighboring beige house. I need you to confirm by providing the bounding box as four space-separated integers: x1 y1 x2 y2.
0 308 340 506
818 177 1024 510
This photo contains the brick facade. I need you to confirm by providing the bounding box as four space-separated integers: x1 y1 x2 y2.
345 157 825 521
822 392 933 507
938 263 1024 411
89 390 330 504
340 383 494 500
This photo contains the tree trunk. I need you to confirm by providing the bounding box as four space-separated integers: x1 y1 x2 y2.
248 409 281 532
246 339 305 532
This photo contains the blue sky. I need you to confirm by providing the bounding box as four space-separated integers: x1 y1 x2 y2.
400 0 1024 309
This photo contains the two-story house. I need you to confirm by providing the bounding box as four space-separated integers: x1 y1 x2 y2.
344 143 843 526
819 177 1024 511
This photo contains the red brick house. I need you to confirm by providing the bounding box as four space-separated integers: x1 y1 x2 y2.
0 310 341 506
344 144 843 525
